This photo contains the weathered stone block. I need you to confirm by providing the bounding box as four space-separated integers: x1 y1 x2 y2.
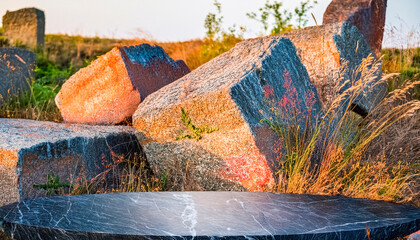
0 118 142 206
55 44 190 124
281 22 386 115
133 37 322 191
0 48 36 104
323 0 387 57
2 8 45 48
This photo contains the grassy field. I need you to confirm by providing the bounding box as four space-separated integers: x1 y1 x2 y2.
0 31 419 207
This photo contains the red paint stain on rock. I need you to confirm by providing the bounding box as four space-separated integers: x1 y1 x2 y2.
221 154 275 191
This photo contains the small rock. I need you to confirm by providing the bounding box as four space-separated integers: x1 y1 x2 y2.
0 118 142 206
55 44 190 124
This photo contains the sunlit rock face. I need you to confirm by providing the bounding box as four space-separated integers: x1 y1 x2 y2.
0 48 36 105
323 0 387 57
133 37 321 191
281 22 386 116
55 44 190 124
0 118 142 206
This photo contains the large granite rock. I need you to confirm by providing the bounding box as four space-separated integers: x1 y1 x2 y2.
281 22 386 115
1 192 419 239
2 8 45 48
0 118 142 206
133 37 322 191
55 44 190 124
0 48 36 104
323 0 387 57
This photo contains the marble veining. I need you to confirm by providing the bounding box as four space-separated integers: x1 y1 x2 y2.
0 192 419 240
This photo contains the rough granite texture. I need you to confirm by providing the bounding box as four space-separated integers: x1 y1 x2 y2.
0 48 36 104
281 22 387 115
55 44 190 124
133 37 322 191
0 118 142 206
2 8 45 48
323 0 387 57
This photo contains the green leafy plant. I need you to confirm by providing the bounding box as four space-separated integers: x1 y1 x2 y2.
247 0 317 35
33 174 71 196
176 108 218 141
200 0 244 64
294 0 318 29
204 0 223 39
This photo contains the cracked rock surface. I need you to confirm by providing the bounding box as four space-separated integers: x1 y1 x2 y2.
1 192 419 239
0 118 142 206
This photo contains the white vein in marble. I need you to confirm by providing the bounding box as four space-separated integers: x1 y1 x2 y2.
0 192 419 240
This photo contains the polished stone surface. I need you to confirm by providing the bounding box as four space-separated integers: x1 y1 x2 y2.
0 192 419 240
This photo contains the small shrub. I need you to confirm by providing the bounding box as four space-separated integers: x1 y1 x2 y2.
247 0 317 35
71 152 164 195
176 108 218 141
33 174 71 197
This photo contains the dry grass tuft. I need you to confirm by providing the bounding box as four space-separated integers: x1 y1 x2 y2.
262 55 419 206
71 152 164 195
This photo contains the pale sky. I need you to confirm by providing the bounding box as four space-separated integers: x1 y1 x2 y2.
0 0 419 47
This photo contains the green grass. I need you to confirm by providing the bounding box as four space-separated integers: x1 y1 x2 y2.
0 52 72 121
382 47 420 95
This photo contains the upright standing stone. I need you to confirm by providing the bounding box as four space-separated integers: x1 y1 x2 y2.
323 0 387 57
2 8 45 48
55 44 190 124
133 37 322 191
0 118 142 206
0 48 36 104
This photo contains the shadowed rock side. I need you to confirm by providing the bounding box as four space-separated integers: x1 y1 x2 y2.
2 8 45 48
120 45 190 101
0 118 143 206
0 48 36 105
133 37 322 191
55 44 190 125
281 22 387 115
323 0 387 57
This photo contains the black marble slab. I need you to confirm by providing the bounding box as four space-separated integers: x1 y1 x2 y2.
0 192 419 240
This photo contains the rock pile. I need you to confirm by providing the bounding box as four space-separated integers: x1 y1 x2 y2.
0 0 392 199
133 37 322 191
2 8 45 48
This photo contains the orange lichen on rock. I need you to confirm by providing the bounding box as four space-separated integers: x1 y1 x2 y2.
0 149 19 206
56 47 140 124
0 149 18 168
